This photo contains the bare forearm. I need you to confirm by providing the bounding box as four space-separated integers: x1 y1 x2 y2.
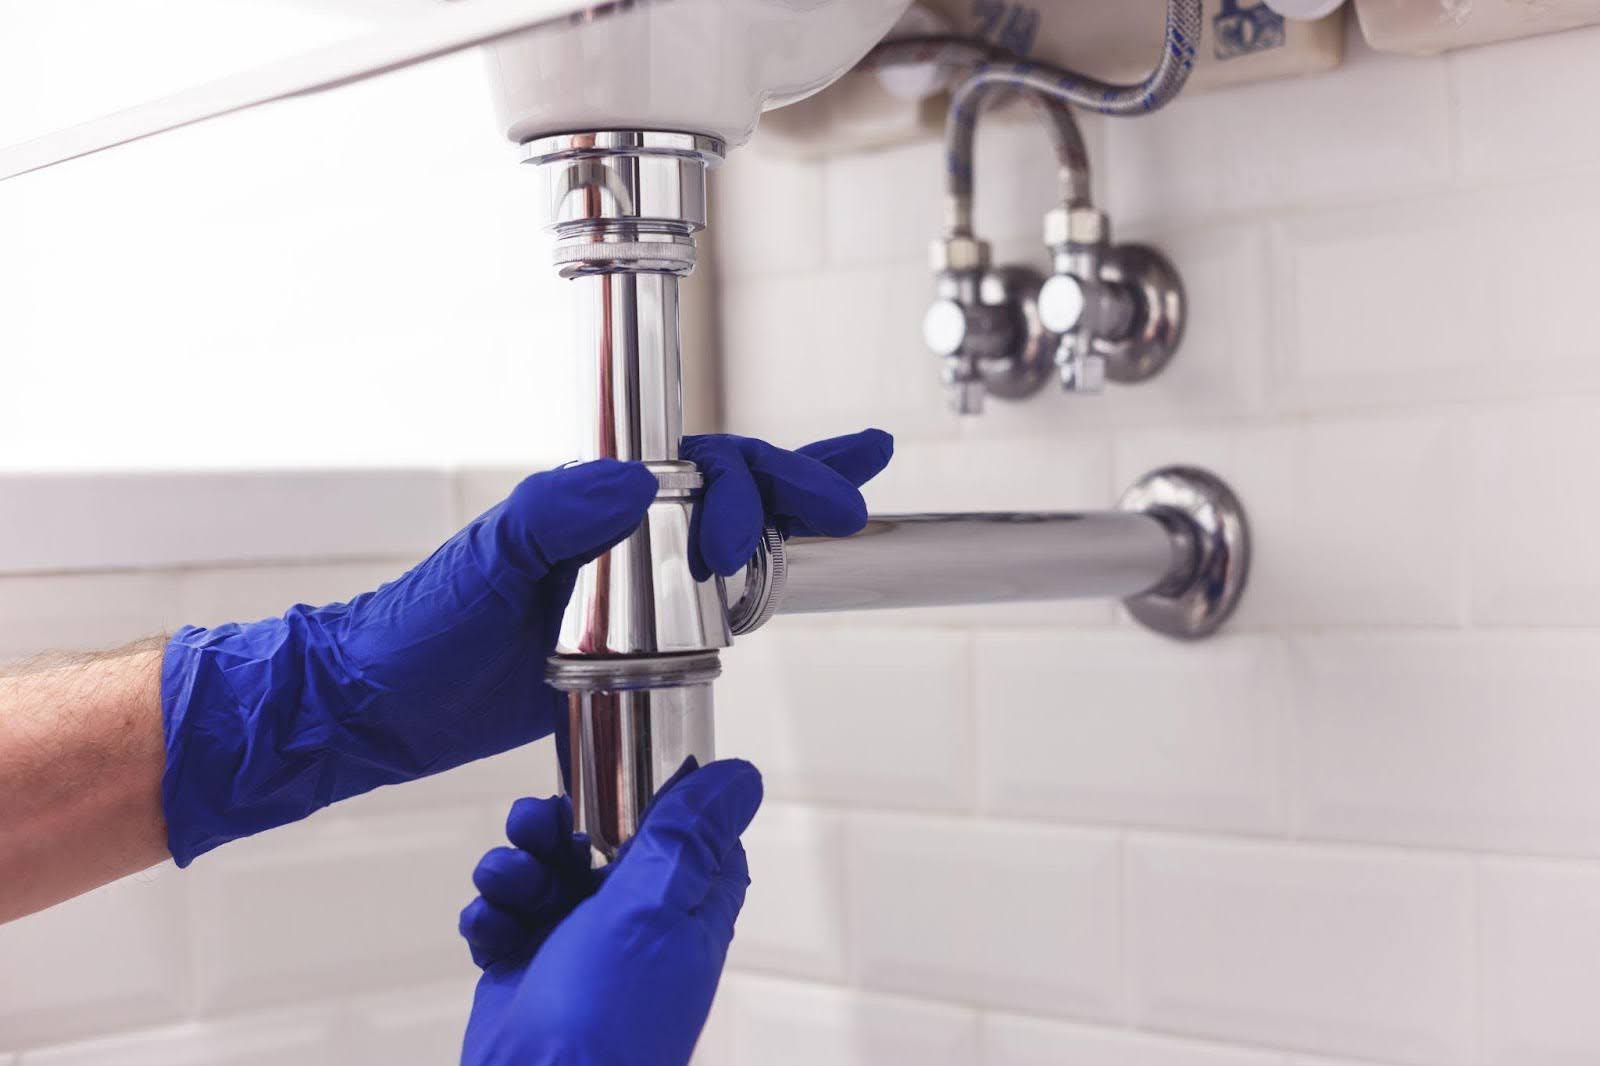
0 640 168 923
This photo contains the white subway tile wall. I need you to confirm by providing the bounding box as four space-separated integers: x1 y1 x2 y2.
707 19 1600 1066
701 974 981 1066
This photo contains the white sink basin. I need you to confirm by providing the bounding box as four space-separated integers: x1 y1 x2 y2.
482 0 911 146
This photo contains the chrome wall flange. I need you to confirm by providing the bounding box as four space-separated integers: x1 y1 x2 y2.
1118 466 1250 640
1098 244 1186 385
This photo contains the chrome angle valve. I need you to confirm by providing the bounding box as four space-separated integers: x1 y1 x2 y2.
922 207 1187 415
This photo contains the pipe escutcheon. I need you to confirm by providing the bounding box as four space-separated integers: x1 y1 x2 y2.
1118 466 1250 640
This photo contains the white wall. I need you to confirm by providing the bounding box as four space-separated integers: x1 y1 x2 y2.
703 20 1600 1066
0 5 584 471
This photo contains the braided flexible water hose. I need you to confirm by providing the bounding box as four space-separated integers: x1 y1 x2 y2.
941 0 1202 233
863 34 1094 227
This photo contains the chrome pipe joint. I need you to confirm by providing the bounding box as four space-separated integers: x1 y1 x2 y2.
923 211 1187 415
524 130 728 861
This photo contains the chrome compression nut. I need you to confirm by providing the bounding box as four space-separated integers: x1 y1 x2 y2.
552 239 698 277
1043 205 1110 249
929 235 991 274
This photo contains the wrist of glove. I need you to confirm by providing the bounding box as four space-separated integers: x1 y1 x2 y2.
158 430 891 866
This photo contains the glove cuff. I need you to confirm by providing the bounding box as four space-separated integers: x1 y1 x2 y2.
160 613 340 866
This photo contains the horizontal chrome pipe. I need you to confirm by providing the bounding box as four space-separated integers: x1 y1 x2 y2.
728 467 1250 640
779 511 1186 613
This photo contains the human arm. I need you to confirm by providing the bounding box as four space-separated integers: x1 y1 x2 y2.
0 642 166 922
0 429 889 921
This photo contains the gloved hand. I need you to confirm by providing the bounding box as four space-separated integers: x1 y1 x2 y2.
159 430 890 866
681 430 894 579
459 758 763 1066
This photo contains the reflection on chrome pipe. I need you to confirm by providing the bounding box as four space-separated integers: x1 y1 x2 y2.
548 653 719 863
779 511 1187 613
573 270 684 464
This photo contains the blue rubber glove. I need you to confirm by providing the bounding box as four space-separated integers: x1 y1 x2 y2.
459 758 762 1066
159 431 890 866
682 429 894 579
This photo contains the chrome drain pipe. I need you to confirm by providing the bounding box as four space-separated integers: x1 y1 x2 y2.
525 131 1251 863
729 467 1251 642
526 131 730 862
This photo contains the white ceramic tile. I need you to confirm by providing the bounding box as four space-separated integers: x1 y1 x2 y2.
865 434 1111 513
1453 23 1600 182
1102 34 1451 226
330 740 562 820
1497 195 1600 393
0 866 189 1050
172 560 409 629
719 271 879 440
185 809 483 1013
1272 195 1491 412
1479 858 1600 1066
452 468 527 526
1290 633 1600 857
982 1013 1285 1066
726 805 848 982
1280 179 1600 412
0 471 453 574
1115 414 1467 628
719 264 955 447
691 978 735 1066
969 114 1106 246
717 628 974 810
19 1008 342 1066
1469 400 1600 626
847 815 1120 1020
822 140 946 268
1127 836 1472 1065
717 973 980 1066
713 151 828 279
977 632 1284 835
338 979 472 1066
0 571 179 661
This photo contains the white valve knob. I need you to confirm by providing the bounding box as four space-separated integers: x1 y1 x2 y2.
923 299 968 357
1038 273 1087 334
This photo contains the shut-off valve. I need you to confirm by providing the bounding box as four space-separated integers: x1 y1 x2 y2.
924 203 1186 416
901 0 1200 414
